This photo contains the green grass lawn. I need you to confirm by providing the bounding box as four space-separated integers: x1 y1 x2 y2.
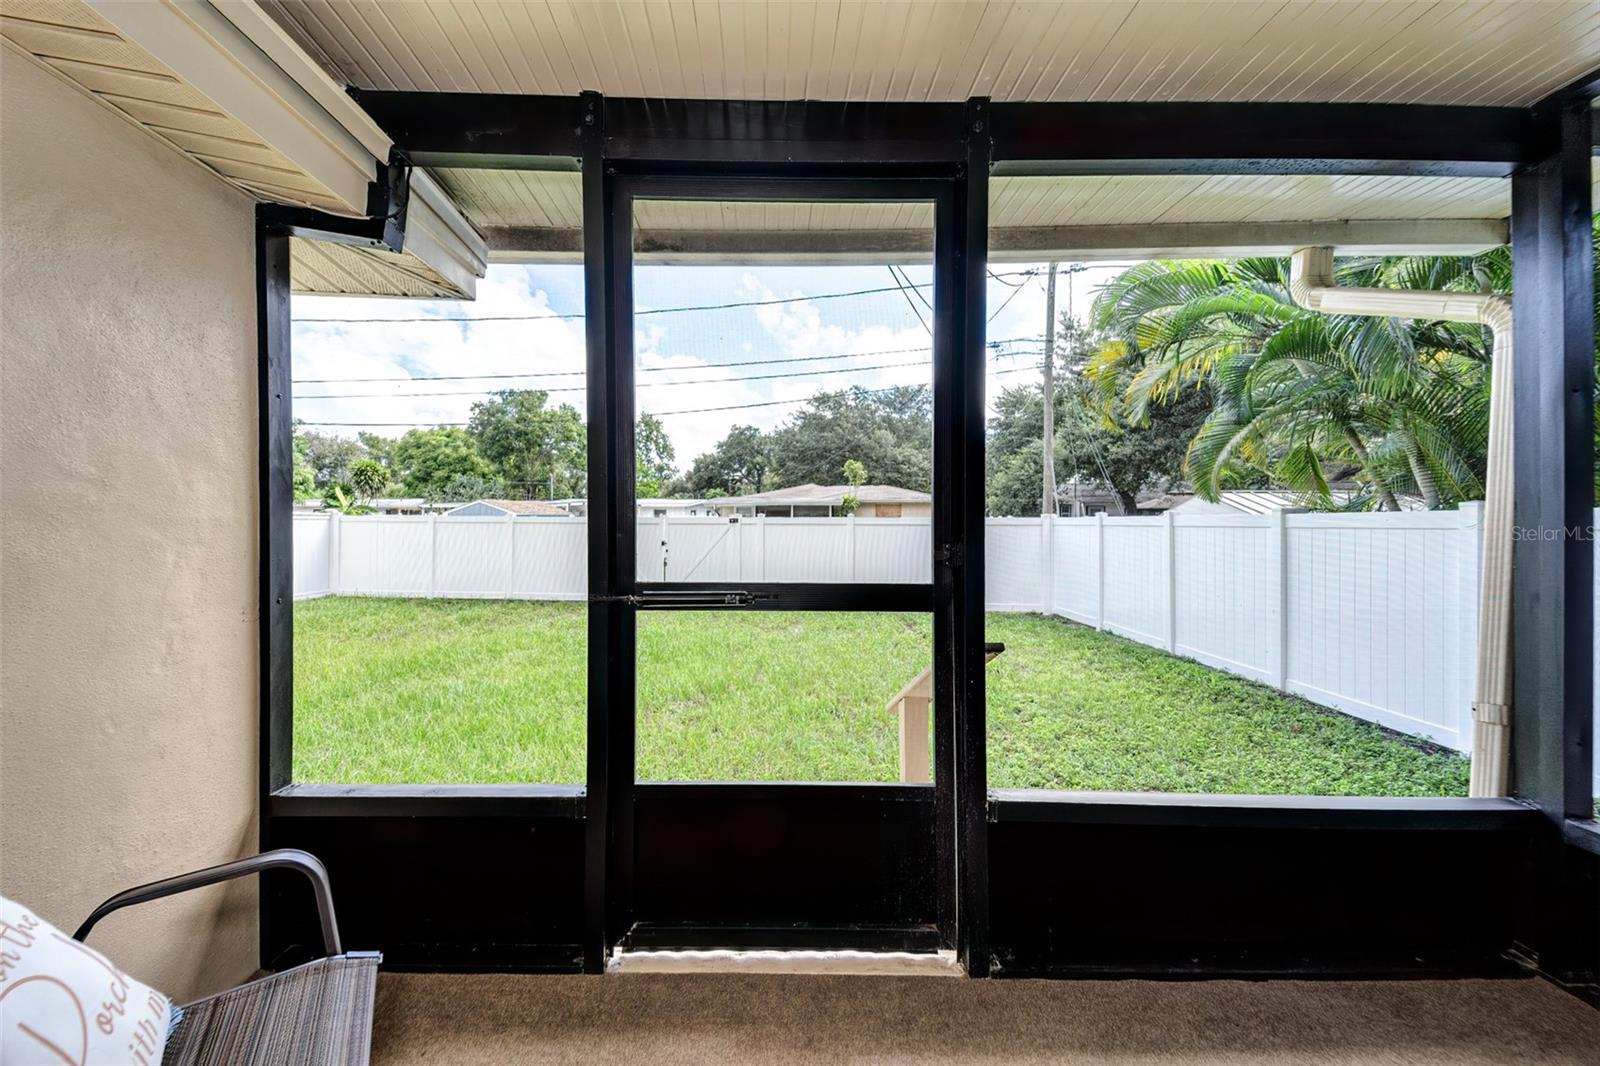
292 597 1470 796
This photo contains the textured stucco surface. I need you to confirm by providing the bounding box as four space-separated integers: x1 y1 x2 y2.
0 51 259 1000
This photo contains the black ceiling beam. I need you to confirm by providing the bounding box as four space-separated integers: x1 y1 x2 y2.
350 90 1553 175
349 88 585 169
988 101 1546 177
601 97 966 164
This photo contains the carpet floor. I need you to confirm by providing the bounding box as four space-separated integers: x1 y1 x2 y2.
371 972 1600 1065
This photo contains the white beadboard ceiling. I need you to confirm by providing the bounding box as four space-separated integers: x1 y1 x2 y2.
270 0 1600 261
433 166 1540 261
263 0 1600 107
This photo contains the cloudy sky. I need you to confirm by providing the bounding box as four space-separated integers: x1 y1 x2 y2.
290 259 1127 470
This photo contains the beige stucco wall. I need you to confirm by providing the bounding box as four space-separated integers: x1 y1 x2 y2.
0 51 259 1000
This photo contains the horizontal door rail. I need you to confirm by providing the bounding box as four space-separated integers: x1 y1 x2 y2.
630 581 936 612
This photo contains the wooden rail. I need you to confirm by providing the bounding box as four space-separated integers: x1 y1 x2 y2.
885 642 1004 783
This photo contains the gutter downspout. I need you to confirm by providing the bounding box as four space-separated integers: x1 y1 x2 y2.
1289 246 1514 797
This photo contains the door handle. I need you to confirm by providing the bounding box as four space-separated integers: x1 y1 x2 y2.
589 590 766 608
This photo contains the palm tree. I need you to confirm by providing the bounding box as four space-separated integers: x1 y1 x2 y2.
1089 254 1501 510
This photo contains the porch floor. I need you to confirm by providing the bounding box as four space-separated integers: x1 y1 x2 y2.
370 972 1598 1065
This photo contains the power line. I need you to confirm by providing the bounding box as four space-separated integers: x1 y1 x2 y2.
290 336 1043 384
297 350 1043 400
294 269 1043 324
885 264 932 337
295 355 1010 400
296 364 1045 428
987 271 1037 324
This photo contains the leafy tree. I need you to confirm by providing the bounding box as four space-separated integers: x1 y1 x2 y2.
292 434 316 502
357 432 398 471
1090 223 1600 507
294 427 367 488
636 413 677 497
685 425 773 497
324 483 372 515
349 458 388 501
839 459 866 515
392 426 493 499
467 389 586 499
1091 255 1504 509
436 473 505 503
767 386 932 491
985 317 1208 516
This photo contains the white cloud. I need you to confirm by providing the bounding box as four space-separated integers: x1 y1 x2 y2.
290 261 1141 481
291 269 587 437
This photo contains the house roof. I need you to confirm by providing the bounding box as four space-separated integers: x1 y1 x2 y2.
1164 489 1428 515
458 498 571 516
707 484 931 508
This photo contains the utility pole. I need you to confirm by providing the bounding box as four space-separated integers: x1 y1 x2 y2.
1041 261 1059 517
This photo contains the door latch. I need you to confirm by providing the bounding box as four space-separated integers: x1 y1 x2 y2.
934 543 964 568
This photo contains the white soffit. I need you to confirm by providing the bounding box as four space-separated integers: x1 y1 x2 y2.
262 0 1600 107
0 0 485 299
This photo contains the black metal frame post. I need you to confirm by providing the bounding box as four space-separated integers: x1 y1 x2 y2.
952 98 992 975
1511 96 1596 825
1509 91 1598 989
256 215 294 967
582 91 638 973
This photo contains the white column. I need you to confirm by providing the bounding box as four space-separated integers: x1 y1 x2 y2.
1095 512 1107 630
1040 515 1054 615
504 513 516 597
426 512 438 597
1270 508 1295 689
327 511 341 594
847 514 857 582
1164 511 1178 652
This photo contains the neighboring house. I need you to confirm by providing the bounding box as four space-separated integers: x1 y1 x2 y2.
637 497 713 518
1166 490 1304 516
707 484 932 518
549 497 713 518
1162 488 1427 516
1054 479 1127 517
445 498 574 517
369 498 432 515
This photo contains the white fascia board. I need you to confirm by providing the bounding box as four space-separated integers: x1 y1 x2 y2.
208 0 484 266
88 0 485 297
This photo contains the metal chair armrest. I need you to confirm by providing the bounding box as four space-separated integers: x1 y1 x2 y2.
73 848 341 956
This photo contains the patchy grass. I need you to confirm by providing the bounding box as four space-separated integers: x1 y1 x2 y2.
293 597 1470 796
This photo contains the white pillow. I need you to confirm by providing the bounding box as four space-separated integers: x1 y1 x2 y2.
0 894 173 1066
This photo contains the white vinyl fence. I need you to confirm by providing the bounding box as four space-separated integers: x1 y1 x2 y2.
294 505 1600 792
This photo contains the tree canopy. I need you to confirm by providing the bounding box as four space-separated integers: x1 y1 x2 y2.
391 426 495 501
1088 253 1510 509
767 385 932 491
987 316 1208 515
467 389 587 500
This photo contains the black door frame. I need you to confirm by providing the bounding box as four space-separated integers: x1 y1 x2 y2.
583 162 989 972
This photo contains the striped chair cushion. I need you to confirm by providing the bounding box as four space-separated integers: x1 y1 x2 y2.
164 954 380 1066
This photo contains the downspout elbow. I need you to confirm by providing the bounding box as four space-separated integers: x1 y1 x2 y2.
1288 246 1336 311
